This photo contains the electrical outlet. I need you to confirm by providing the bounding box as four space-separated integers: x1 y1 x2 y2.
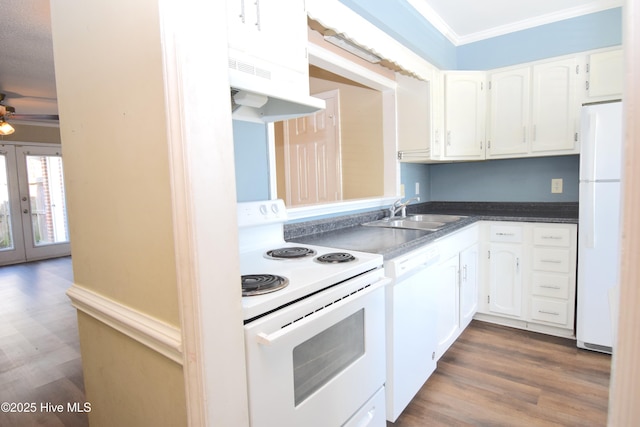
551 178 563 194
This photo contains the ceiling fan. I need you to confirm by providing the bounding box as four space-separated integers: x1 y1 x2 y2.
0 92 59 135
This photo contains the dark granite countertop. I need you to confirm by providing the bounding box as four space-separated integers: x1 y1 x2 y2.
285 202 578 260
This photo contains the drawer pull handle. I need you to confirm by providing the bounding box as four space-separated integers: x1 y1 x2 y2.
541 235 562 239
496 232 515 236
540 285 561 289
539 310 560 316
541 259 562 264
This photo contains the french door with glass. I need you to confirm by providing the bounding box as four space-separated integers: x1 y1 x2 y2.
0 144 70 265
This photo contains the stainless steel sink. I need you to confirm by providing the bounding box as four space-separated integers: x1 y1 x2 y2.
363 214 466 231
404 214 464 223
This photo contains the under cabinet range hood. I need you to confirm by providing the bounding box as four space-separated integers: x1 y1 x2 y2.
230 88 325 123
228 42 325 123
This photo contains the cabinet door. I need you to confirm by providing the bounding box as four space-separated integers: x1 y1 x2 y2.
459 243 479 330
256 0 308 75
226 0 260 53
443 72 486 160
488 243 523 318
587 49 623 100
396 73 431 153
431 70 445 159
531 58 579 153
487 68 530 157
227 0 307 76
434 254 460 360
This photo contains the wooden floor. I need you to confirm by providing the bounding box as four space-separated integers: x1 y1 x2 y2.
0 257 88 427
0 259 611 427
390 320 612 427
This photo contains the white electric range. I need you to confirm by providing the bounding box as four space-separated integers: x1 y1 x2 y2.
238 199 385 322
238 200 388 427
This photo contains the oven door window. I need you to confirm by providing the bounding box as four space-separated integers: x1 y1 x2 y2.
292 309 365 406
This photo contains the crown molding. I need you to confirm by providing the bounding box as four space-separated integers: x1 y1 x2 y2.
407 0 622 46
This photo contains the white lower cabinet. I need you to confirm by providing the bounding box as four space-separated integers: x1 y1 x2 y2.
434 253 460 360
486 224 524 318
385 224 478 421
459 243 479 330
434 226 479 360
477 221 577 337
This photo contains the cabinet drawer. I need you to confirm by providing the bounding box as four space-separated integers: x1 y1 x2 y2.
533 227 571 247
489 225 522 243
533 248 570 273
532 273 570 299
530 298 568 325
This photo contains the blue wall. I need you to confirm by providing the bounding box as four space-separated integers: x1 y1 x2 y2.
400 163 431 200
340 1 622 70
234 5 622 206
338 0 457 69
429 156 580 202
457 8 622 70
232 120 270 202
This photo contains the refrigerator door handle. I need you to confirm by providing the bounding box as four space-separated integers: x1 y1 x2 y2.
581 182 596 249
585 112 598 181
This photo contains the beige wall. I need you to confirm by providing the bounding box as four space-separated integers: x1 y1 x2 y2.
78 313 187 427
51 0 179 325
310 72 384 200
50 0 186 425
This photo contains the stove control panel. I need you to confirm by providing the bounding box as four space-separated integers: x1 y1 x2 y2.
237 199 288 227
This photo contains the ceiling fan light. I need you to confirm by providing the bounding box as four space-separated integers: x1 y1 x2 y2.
0 120 15 135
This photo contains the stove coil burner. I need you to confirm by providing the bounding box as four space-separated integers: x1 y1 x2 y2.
315 252 357 264
242 274 289 296
265 246 317 260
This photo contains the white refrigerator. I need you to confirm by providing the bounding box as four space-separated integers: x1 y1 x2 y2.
576 101 623 353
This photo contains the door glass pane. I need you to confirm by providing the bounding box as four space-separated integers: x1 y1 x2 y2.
0 154 14 250
25 155 69 246
292 309 365 406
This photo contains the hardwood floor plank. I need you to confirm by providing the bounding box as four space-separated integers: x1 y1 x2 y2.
0 257 88 427
389 321 611 427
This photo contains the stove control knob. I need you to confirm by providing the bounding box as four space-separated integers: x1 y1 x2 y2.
259 204 268 215
271 203 279 214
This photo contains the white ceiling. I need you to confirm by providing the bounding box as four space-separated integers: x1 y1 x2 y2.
0 0 623 120
0 0 58 121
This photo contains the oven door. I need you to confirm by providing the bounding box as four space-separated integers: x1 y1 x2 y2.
244 270 389 427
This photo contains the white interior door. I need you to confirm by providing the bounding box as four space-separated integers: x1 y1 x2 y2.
283 90 342 206
0 145 70 265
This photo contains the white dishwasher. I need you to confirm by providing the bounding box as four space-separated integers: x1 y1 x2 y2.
385 243 440 422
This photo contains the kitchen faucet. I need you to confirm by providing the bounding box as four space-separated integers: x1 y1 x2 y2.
389 196 420 218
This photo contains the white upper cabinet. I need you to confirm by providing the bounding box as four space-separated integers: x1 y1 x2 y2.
396 73 434 161
487 67 531 158
226 0 309 95
443 72 487 160
585 49 624 101
530 58 580 154
486 57 580 159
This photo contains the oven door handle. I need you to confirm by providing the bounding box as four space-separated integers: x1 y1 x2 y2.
255 278 388 346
